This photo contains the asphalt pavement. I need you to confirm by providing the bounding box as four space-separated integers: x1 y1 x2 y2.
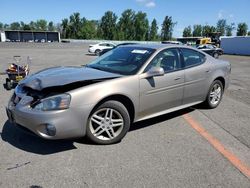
0 43 249 188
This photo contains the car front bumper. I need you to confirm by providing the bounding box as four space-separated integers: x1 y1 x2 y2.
88 48 95 53
6 95 91 140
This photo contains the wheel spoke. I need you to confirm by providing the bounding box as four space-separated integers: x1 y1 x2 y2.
95 128 106 136
109 109 113 120
91 116 103 125
106 129 114 139
104 108 110 119
215 87 221 95
112 120 123 127
93 114 104 121
211 97 216 104
93 125 103 134
109 127 115 137
210 92 215 98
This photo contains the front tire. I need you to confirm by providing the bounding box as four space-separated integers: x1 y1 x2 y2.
204 80 223 109
213 52 219 59
86 101 130 145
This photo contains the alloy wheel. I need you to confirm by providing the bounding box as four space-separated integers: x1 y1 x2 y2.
209 83 222 105
89 108 124 141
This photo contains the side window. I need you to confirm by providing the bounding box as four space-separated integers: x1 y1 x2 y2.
181 48 206 68
145 48 181 72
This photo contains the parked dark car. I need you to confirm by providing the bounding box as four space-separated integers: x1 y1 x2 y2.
98 42 138 56
197 44 223 58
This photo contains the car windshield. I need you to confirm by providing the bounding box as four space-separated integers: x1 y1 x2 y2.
87 46 155 75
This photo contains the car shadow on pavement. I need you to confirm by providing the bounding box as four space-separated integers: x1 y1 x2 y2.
85 53 96 56
130 108 194 132
1 108 195 152
1 121 77 155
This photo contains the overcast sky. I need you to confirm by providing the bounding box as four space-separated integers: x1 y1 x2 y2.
1 0 249 37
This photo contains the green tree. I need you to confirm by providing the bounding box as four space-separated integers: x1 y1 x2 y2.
0 22 3 29
216 19 227 36
134 11 149 41
20 21 25 30
10 22 21 30
4 24 9 29
61 18 69 38
48 21 56 31
80 19 97 39
149 18 158 41
161 16 176 41
237 22 248 36
23 24 31 30
36 19 47 31
248 31 250 36
56 23 62 34
192 25 202 37
183 26 192 37
202 25 216 37
117 9 135 40
98 11 117 40
29 21 36 30
69 12 81 38
225 23 235 36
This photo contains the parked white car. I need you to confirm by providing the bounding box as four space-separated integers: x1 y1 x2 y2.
88 42 116 55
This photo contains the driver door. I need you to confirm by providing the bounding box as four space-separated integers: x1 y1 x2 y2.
139 48 184 119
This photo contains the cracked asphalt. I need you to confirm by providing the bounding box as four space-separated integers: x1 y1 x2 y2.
0 43 249 188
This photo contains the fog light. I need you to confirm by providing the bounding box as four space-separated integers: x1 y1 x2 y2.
45 124 56 136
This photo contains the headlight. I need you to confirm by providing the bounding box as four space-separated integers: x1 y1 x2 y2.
33 93 71 111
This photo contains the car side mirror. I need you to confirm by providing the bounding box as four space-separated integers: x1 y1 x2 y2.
144 67 165 78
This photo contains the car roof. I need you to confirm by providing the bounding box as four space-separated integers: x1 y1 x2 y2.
119 43 195 51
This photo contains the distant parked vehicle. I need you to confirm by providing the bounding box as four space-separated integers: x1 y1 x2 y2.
88 42 116 56
196 38 212 45
98 42 138 56
197 44 223 58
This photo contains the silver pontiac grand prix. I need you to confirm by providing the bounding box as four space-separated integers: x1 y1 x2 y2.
6 44 231 144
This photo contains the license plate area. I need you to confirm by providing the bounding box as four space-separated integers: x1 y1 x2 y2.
15 75 23 81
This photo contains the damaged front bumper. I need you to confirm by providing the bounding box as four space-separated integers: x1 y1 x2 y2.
6 93 90 140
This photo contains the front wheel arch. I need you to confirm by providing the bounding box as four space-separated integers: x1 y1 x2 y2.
89 94 135 124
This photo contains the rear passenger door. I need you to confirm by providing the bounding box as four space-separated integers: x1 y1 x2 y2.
180 48 210 104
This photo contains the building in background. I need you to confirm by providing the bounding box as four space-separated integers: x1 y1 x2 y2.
0 31 6 42
0 30 60 42
221 36 250 56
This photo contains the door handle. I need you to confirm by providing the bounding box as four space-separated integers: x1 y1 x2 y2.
174 77 181 80
206 70 211 73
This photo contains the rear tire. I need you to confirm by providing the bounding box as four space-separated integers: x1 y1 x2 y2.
204 80 223 109
95 49 101 56
86 101 130 145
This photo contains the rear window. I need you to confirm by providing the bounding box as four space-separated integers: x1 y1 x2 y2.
181 48 206 68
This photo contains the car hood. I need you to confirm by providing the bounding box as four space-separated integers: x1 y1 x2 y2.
19 66 121 91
